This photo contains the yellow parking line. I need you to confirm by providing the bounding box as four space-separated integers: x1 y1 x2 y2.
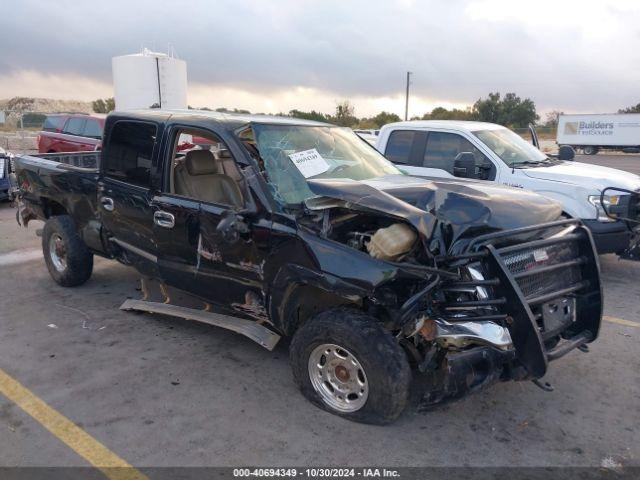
0 368 147 480
603 315 640 328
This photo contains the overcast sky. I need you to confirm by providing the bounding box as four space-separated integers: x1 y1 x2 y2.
1 0 639 118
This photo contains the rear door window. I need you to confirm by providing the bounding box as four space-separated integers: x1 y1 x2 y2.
83 119 103 139
384 130 415 164
103 121 157 188
63 118 86 136
43 116 65 132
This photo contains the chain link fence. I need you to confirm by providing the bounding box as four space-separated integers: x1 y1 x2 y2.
509 126 558 154
512 126 557 140
0 110 49 130
0 111 48 154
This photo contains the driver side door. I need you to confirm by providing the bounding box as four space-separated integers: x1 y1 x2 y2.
195 203 271 317
421 131 496 181
154 125 271 318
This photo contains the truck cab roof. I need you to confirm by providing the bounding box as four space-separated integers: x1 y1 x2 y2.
381 120 504 133
111 109 331 130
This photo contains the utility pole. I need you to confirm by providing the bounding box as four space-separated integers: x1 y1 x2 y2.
404 71 412 121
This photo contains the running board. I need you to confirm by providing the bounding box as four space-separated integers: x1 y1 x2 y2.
119 299 281 351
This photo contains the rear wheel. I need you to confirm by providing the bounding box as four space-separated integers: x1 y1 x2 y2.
289 308 411 424
583 146 598 155
42 215 93 287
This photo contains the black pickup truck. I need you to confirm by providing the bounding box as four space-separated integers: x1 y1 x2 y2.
13 110 603 424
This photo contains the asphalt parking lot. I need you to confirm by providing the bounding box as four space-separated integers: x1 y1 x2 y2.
577 153 640 176
0 154 638 473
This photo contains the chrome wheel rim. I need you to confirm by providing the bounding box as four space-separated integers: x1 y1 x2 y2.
308 343 368 413
49 234 67 272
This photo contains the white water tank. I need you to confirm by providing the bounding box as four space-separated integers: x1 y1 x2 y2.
112 48 187 110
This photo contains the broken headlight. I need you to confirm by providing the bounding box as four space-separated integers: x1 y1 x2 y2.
588 194 619 222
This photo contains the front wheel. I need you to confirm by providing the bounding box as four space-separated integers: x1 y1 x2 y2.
583 146 599 155
289 308 411 424
42 215 93 287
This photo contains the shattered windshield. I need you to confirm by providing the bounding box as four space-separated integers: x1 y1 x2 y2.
245 124 401 205
474 128 548 166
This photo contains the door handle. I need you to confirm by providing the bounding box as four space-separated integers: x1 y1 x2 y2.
100 196 114 211
154 211 175 229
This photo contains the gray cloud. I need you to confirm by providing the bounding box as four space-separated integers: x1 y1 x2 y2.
1 0 639 112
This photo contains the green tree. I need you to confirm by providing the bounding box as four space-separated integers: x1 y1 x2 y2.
288 109 330 122
215 107 250 114
619 103 640 113
472 92 538 128
355 119 378 129
472 92 502 124
355 111 401 129
422 106 475 121
370 111 401 127
92 97 115 113
332 100 358 127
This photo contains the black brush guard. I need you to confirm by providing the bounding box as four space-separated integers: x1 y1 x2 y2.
601 187 640 225
444 218 603 380
601 187 640 260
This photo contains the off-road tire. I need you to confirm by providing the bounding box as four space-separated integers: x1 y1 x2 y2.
42 215 93 287
289 307 411 424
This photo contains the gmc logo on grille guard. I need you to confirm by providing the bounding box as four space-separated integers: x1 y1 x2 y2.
533 249 549 263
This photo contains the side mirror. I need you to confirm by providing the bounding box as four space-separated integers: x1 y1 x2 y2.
557 145 575 161
477 160 493 180
453 152 477 179
216 210 249 243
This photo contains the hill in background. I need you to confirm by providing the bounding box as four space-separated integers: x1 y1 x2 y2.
0 97 93 128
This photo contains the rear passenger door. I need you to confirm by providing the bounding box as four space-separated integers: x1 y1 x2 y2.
383 129 453 178
384 130 426 167
99 120 160 276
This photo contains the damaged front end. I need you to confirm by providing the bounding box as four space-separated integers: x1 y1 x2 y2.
407 219 601 408
302 177 602 407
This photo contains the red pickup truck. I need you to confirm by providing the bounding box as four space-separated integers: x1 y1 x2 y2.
37 113 105 153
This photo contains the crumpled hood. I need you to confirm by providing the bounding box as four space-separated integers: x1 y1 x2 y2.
523 161 640 191
307 174 562 250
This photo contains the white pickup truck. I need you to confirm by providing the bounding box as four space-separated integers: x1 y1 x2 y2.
375 120 640 258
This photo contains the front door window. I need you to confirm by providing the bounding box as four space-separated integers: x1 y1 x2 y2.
423 132 488 177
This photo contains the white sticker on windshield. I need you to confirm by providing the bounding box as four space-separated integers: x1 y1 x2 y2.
0 158 4 179
288 148 330 178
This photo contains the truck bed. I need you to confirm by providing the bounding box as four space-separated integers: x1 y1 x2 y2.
26 151 101 170
13 152 101 235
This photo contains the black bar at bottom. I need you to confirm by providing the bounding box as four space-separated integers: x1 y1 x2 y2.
546 330 593 361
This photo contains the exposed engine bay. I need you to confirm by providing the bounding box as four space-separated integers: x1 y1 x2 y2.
322 212 419 263
299 187 601 407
